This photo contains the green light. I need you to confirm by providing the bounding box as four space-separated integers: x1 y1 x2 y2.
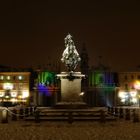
38 71 56 85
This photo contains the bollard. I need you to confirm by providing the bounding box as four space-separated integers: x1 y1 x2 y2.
68 111 74 124
114 108 118 117
25 108 29 117
125 108 130 120
12 109 17 121
133 109 139 123
119 108 123 118
30 107 33 116
1 109 8 123
34 109 40 123
107 106 111 114
100 110 106 123
19 108 24 119
111 107 114 115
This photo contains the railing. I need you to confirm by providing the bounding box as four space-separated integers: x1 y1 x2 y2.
0 107 108 124
0 106 36 123
107 106 140 122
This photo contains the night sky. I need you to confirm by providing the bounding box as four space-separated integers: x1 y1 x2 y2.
0 0 140 71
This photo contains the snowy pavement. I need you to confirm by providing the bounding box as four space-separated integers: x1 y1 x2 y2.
0 120 140 140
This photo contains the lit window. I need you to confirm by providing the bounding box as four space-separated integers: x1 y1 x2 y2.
7 76 11 80
0 75 4 80
0 92 4 97
22 91 29 98
3 83 13 90
11 92 17 98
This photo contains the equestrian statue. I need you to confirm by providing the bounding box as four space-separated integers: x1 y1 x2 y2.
61 33 81 72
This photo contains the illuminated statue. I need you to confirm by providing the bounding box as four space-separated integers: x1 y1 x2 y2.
61 34 81 71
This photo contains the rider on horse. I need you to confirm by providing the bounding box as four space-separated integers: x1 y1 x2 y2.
61 34 81 71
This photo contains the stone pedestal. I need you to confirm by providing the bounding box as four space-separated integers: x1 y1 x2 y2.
57 72 85 103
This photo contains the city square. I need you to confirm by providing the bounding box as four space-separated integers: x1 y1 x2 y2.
0 0 140 140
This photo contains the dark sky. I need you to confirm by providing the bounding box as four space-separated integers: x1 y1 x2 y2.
0 0 140 71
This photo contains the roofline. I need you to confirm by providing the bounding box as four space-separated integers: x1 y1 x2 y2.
0 72 31 75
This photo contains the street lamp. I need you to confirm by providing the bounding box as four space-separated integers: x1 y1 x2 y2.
134 80 140 107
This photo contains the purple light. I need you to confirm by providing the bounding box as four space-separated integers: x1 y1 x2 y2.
37 84 51 96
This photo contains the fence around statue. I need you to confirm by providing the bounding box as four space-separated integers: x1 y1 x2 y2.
107 106 140 122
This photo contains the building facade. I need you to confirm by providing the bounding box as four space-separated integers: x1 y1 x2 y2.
0 72 30 106
117 72 140 106
34 71 60 106
84 64 118 107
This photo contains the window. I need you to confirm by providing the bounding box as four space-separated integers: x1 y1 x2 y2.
125 84 128 90
137 75 140 80
131 75 134 79
99 76 104 84
13 76 16 80
0 92 4 97
7 76 11 80
19 83 23 89
124 75 127 80
3 83 13 90
0 75 4 80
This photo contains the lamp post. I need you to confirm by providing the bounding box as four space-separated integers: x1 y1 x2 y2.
138 94 140 107
136 89 140 107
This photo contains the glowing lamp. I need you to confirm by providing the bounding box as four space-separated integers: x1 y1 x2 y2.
18 76 23 80
134 81 140 90
18 95 22 99
5 95 9 98
79 92 84 96
11 98 17 102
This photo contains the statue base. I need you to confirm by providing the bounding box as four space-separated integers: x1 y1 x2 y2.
56 72 86 108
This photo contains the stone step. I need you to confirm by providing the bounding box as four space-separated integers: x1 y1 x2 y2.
54 102 88 109
39 114 105 117
24 107 116 122
25 116 116 121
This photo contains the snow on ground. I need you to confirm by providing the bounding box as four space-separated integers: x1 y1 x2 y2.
0 120 140 140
